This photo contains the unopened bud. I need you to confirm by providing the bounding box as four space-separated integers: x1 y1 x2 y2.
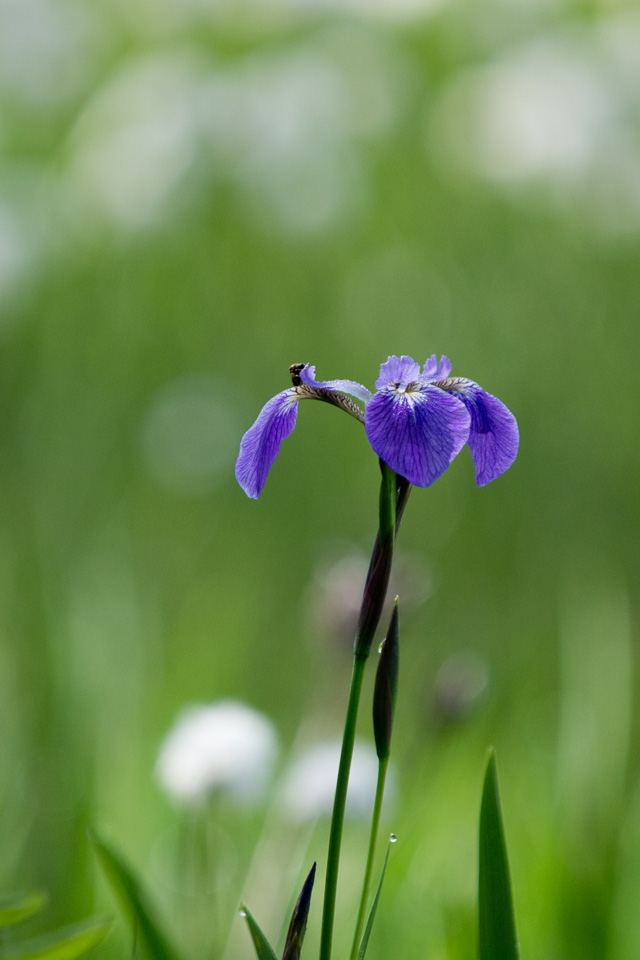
373 598 399 761
354 533 393 660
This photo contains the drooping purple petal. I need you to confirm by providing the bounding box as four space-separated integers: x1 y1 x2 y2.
235 389 300 499
365 384 471 486
299 365 372 405
375 355 421 391
438 378 519 486
422 354 452 380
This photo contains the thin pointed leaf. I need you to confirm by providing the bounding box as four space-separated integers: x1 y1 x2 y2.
358 840 392 960
478 749 519 960
282 863 316 960
4 917 111 960
90 833 180 960
0 893 46 928
240 905 278 960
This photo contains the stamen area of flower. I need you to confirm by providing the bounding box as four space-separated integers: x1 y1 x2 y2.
391 380 421 395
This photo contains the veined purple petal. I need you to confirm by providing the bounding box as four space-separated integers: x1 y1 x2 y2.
299 365 372 405
365 384 471 487
440 379 519 486
235 389 300 499
422 354 452 380
375 355 421 391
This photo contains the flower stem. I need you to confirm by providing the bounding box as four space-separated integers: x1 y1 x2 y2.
319 463 397 960
319 654 368 960
349 755 389 960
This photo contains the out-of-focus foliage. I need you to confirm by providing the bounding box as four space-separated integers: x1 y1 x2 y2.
91 834 180 960
2 917 112 960
0 0 639 958
0 892 46 927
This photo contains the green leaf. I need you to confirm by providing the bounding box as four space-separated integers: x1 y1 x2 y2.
4 917 111 960
282 863 316 960
90 832 180 960
0 893 46 927
358 839 392 960
478 749 519 960
240 904 278 960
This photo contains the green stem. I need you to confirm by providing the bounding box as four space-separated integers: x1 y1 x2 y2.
319 464 398 960
319 654 368 960
349 756 389 960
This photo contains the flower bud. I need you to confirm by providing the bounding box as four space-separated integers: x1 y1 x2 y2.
373 598 399 761
354 532 393 661
282 863 316 960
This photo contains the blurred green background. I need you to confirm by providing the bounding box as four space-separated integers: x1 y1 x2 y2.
1 0 639 958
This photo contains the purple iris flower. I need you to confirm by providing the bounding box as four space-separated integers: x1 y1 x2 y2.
235 354 518 499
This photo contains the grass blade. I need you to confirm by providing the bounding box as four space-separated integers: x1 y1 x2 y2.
0 893 46 928
357 837 393 960
90 832 180 960
4 917 111 960
282 863 316 960
478 749 519 960
239 905 278 960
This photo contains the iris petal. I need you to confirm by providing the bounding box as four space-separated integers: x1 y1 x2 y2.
235 389 300 499
365 384 471 486
422 354 452 380
439 379 519 486
375 355 421 391
299 365 372 405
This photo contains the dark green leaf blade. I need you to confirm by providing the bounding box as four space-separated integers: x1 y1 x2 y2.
478 749 519 960
90 832 180 960
357 838 392 960
4 917 111 960
0 893 46 928
282 863 316 960
240 905 278 960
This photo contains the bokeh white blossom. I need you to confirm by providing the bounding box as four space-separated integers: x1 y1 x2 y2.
200 32 412 236
279 739 396 820
64 50 208 230
0 0 103 107
122 0 448 28
428 18 640 234
264 0 448 24
156 700 279 807
60 32 411 237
